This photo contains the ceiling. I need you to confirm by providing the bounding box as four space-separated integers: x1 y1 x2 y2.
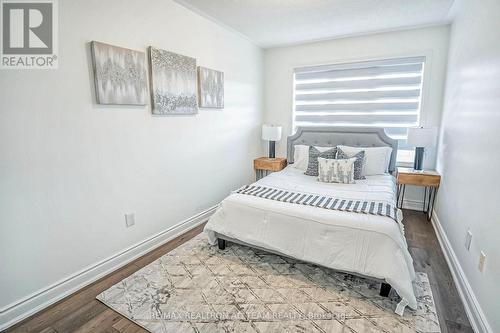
175 0 455 48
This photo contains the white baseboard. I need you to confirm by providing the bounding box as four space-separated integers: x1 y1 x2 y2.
0 205 217 331
431 213 493 333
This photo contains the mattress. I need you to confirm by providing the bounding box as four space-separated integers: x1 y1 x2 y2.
204 165 417 312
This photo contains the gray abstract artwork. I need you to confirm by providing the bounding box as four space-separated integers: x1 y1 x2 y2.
197 66 224 108
91 41 148 105
148 47 198 115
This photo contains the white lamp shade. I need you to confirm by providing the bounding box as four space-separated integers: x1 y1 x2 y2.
407 127 438 147
262 124 282 141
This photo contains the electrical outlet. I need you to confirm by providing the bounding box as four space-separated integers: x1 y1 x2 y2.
465 230 472 251
125 213 135 227
478 251 486 273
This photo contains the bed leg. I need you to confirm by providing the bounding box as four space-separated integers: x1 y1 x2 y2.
380 283 391 297
217 238 226 250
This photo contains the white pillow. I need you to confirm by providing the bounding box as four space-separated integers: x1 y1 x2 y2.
292 145 335 171
293 145 310 171
337 145 392 176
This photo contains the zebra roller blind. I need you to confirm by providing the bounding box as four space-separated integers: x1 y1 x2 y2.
293 56 425 150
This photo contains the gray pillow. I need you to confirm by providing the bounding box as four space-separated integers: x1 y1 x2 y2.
337 148 365 180
304 146 337 176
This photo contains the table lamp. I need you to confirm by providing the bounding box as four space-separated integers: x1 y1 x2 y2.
407 127 438 170
262 124 282 158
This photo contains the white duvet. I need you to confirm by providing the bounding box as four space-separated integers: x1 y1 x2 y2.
204 166 417 313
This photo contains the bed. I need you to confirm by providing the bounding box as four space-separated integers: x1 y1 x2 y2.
204 127 417 314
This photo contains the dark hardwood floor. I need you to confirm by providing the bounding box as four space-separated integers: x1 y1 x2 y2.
403 210 474 333
3 210 473 333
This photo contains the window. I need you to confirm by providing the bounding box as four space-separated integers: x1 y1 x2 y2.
293 56 425 164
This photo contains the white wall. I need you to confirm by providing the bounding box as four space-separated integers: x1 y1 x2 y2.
263 26 450 207
434 0 500 332
0 0 263 327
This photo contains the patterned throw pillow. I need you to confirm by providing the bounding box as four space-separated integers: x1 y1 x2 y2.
318 157 356 184
304 146 337 176
337 148 366 180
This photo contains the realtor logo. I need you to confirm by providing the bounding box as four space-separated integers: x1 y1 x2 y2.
1 0 58 69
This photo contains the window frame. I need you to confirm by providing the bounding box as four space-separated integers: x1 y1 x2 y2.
291 53 432 166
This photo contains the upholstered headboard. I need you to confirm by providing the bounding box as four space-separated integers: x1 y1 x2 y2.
287 127 399 173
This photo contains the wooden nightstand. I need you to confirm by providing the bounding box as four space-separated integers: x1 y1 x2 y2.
253 157 287 180
396 167 441 221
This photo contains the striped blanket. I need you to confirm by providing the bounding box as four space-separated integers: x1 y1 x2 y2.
235 185 400 223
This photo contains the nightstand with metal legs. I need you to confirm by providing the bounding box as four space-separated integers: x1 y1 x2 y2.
253 157 287 181
396 167 441 221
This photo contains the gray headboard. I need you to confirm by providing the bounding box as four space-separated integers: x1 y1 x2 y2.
287 127 399 173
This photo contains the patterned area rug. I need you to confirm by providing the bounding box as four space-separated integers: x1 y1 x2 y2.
97 234 440 333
